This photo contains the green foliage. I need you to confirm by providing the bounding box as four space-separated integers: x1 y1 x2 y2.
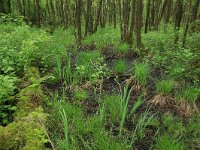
142 28 175 52
0 23 52 74
104 94 121 123
114 59 126 74
74 90 89 101
115 42 129 54
156 79 174 95
0 13 24 25
134 63 150 86
131 107 156 142
118 86 132 135
162 114 186 136
154 134 187 150
93 130 128 150
82 26 120 49
0 107 48 150
176 86 200 103
76 51 110 82
187 32 200 51
187 114 200 142
60 108 69 150
0 75 18 125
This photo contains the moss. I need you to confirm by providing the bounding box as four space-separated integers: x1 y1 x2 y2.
0 123 18 149
0 67 49 150
0 108 48 150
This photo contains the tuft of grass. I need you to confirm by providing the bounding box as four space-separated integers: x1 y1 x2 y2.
154 134 187 150
115 43 129 54
74 90 89 101
104 94 121 123
176 86 200 103
134 63 150 86
118 86 132 135
156 79 174 95
114 59 126 74
60 108 69 150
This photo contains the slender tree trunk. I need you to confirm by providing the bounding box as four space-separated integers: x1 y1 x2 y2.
174 0 183 44
113 0 117 28
183 1 192 47
118 0 123 41
94 0 103 32
145 0 150 33
7 0 11 13
158 0 168 26
190 0 200 32
129 0 136 45
122 0 131 42
151 0 155 28
17 0 23 15
0 1 5 13
135 0 143 48
85 0 92 36
49 0 56 30
35 0 41 27
76 0 82 45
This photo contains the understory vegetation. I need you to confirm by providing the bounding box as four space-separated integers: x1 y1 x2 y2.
0 0 200 149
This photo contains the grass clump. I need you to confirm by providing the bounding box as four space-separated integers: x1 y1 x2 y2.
115 42 129 55
156 79 174 95
175 86 200 116
114 59 126 74
134 63 150 86
176 86 200 104
151 79 174 106
154 134 187 150
104 94 121 123
74 90 89 101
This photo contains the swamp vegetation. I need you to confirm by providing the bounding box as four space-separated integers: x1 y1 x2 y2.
0 0 200 149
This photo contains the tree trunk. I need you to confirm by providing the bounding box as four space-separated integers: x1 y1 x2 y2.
135 0 143 48
85 0 92 36
145 0 150 33
94 0 103 32
113 0 117 28
190 0 200 32
129 0 136 45
174 0 183 44
182 1 192 47
76 0 82 45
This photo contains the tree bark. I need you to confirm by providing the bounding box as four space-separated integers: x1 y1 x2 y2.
135 0 143 48
145 0 150 33
94 0 103 32
129 0 136 45
76 0 82 45
190 0 200 32
174 0 183 44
